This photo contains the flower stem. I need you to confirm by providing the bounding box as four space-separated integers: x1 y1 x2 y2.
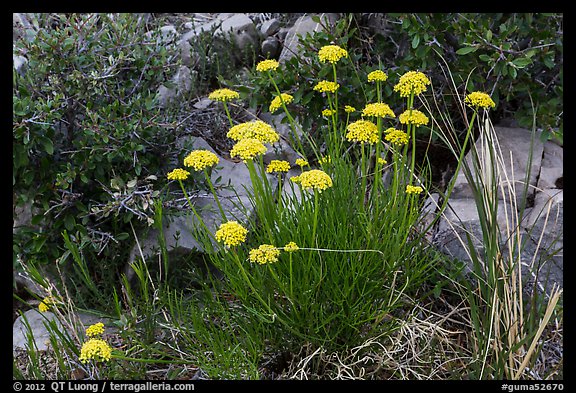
204 169 226 221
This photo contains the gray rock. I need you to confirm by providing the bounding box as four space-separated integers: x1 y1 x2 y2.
13 310 63 354
261 36 280 59
449 126 544 208
279 14 341 63
13 55 28 75
126 137 279 280
537 141 563 190
260 18 280 36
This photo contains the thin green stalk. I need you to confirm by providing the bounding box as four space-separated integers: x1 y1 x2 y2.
204 169 226 221
222 101 234 128
177 179 213 236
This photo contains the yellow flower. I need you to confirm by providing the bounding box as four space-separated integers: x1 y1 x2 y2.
464 91 496 110
344 105 356 113
361 103 396 119
295 158 309 168
318 155 331 165
384 128 410 146
399 109 429 126
38 296 56 313
322 108 336 117
284 241 299 252
208 88 240 102
406 185 424 195
367 70 388 83
318 45 348 64
79 338 112 363
249 244 280 265
183 150 219 172
269 93 294 113
393 71 431 97
85 322 105 338
230 138 268 162
297 169 333 193
227 120 279 144
346 119 379 144
377 157 388 165
313 80 340 94
256 59 280 72
167 168 190 181
266 160 291 173
215 221 248 248
290 175 301 184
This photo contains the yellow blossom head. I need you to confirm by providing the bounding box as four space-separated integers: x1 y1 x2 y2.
85 322 105 338
367 70 388 83
344 105 356 113
318 45 348 64
183 150 219 172
406 185 424 195
230 138 268 162
208 88 240 102
227 120 279 144
266 160 291 174
297 169 333 193
79 338 112 363
318 155 331 165
167 168 190 181
399 109 429 126
346 119 379 145
384 128 410 146
393 71 431 97
249 244 280 265
361 102 396 119
269 93 294 113
377 157 388 165
215 221 248 248
38 296 56 313
313 80 340 94
256 59 280 72
284 241 299 252
464 91 496 110
322 108 336 117
295 158 309 168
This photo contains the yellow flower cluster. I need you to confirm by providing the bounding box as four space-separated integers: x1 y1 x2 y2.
318 45 348 64
318 155 331 165
313 80 340 94
167 168 190 181
215 221 248 248
377 157 388 165
293 169 333 193
208 88 240 102
393 71 431 97
38 296 56 313
384 128 410 146
322 108 336 117
361 103 396 119
295 158 309 168
269 93 294 113
80 338 112 363
230 138 268 162
183 150 220 172
346 119 379 144
406 185 424 194
464 91 496 109
266 160 291 173
227 120 279 144
344 105 356 113
399 109 429 126
249 244 280 265
284 241 299 252
85 322 105 338
256 59 280 72
367 70 388 83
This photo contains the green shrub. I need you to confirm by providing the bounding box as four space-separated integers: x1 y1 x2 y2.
13 13 179 278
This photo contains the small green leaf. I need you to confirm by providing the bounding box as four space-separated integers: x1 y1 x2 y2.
40 137 54 155
479 54 492 62
512 57 533 68
411 35 420 49
456 46 477 55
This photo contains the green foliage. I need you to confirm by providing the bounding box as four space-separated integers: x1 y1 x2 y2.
371 13 562 142
13 13 178 272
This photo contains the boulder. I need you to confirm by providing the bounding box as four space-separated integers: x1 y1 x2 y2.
279 14 341 63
